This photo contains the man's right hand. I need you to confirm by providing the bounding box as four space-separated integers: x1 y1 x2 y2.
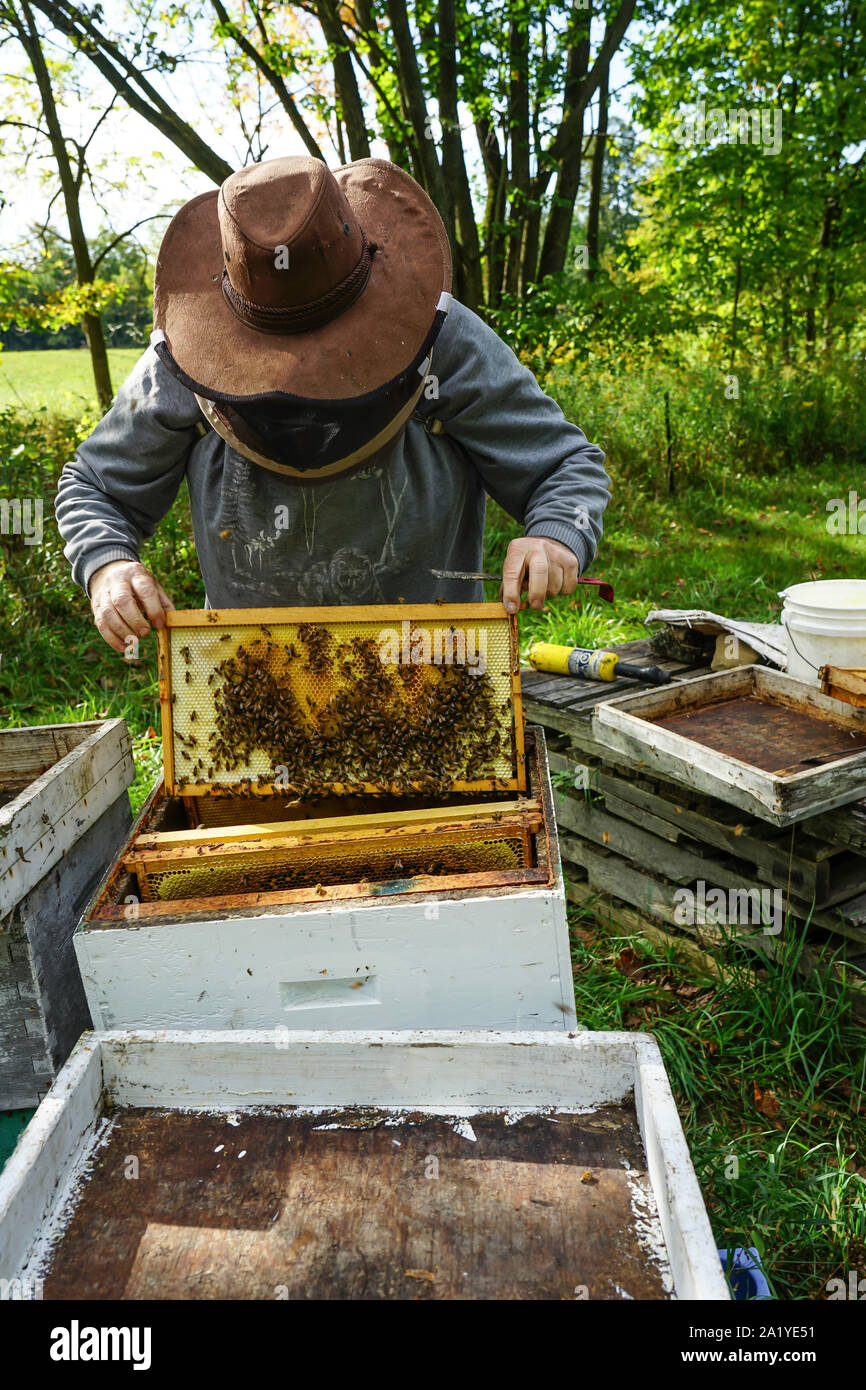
89 560 175 654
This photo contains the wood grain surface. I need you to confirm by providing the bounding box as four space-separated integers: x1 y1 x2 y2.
41 1105 671 1301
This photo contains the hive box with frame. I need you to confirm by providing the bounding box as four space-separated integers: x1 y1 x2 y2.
74 605 573 1032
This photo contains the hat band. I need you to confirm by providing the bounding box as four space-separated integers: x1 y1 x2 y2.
221 231 375 336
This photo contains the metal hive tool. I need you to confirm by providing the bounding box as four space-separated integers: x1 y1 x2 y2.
158 605 525 798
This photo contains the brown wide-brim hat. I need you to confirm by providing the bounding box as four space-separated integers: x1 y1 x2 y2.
152 156 452 482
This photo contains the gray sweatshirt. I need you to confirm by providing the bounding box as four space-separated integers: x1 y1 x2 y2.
55 299 610 606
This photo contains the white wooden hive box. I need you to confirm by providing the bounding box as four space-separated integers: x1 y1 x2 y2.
0 1028 730 1301
74 726 573 1032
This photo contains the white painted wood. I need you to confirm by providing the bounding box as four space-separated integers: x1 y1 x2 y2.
75 726 571 1034
593 665 866 825
632 1036 730 1301
75 886 574 1032
0 1036 102 1284
0 719 134 916
97 1027 633 1108
0 1029 729 1300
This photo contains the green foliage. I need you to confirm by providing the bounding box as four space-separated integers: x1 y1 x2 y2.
549 354 866 482
0 230 155 351
0 262 120 335
0 402 204 812
490 267 691 375
628 0 866 361
483 351 866 656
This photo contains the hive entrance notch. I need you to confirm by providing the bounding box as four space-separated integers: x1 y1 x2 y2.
158 604 526 799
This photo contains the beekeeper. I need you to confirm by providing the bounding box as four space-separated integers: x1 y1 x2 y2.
56 156 610 652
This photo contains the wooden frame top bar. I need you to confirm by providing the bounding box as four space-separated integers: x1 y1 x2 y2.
165 603 510 626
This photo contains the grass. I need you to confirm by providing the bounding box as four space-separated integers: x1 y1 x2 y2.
0 349 864 1295
486 455 866 658
566 901 866 1300
0 348 142 411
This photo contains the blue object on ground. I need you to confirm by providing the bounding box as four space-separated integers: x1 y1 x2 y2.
719 1247 772 1299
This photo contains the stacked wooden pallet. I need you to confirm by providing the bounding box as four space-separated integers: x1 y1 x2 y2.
521 644 866 1014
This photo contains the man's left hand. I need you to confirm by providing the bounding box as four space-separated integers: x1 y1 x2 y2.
500 536 580 614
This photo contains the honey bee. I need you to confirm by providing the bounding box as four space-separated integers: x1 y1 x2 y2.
185 672 191 684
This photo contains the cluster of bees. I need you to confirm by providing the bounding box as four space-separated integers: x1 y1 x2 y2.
297 621 334 675
174 622 513 797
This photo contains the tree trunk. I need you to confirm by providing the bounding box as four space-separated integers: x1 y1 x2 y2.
818 192 839 353
385 0 450 228
217 0 326 160
315 0 371 160
519 196 545 297
780 278 792 364
17 1 113 409
438 0 483 309
586 59 609 283
353 0 411 165
536 0 634 173
33 0 235 182
505 0 530 299
81 313 114 411
729 255 742 374
475 115 508 309
537 2 591 283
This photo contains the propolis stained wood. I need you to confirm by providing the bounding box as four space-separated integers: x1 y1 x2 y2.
157 604 525 798
592 665 866 825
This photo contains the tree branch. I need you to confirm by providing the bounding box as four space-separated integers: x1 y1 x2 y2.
91 213 168 272
209 0 325 160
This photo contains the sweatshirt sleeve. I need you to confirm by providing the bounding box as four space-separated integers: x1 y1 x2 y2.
424 300 611 573
55 346 203 594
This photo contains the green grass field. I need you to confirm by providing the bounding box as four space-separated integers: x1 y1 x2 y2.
0 347 864 1297
0 347 142 411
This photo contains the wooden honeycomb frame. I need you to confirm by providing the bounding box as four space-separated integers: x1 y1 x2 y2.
158 605 526 799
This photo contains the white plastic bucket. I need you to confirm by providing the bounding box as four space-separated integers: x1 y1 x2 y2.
780 579 866 685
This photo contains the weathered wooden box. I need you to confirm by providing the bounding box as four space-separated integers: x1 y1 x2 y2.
593 665 866 826
0 720 134 1108
0 1029 729 1300
74 728 573 1031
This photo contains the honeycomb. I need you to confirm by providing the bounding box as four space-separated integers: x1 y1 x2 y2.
136 832 526 902
163 609 522 797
